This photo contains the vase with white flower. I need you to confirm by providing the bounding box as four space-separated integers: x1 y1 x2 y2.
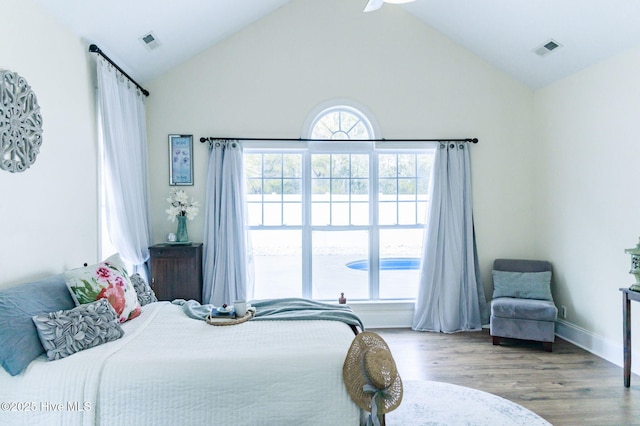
166 189 199 243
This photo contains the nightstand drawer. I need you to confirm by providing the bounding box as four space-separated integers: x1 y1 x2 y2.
149 245 198 258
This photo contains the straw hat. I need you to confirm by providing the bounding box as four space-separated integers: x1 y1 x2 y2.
343 332 403 416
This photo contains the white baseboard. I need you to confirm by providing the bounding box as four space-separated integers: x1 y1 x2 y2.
555 319 639 375
349 303 639 377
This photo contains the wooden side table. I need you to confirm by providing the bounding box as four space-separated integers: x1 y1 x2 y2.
621 288 640 387
149 243 203 303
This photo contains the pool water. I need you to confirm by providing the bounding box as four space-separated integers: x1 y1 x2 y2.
346 258 421 271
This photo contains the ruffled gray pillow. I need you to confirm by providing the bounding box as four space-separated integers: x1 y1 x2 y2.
32 299 124 361
130 273 158 306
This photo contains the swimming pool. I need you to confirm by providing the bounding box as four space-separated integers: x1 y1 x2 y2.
346 258 421 271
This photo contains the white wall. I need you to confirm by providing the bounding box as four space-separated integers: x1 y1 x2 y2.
145 0 536 301
3 0 633 370
0 0 98 288
534 47 640 368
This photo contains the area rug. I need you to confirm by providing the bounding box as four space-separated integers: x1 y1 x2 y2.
385 380 551 425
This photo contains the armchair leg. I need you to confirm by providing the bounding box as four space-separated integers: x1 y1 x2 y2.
543 342 553 352
492 336 501 346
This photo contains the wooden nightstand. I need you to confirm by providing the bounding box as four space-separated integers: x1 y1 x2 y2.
149 243 203 303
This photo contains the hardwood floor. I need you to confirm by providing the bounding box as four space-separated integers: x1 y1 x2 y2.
372 328 640 425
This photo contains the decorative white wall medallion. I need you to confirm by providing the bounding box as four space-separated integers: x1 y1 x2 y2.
0 70 43 172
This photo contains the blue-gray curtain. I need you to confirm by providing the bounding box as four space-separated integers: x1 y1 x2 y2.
412 142 488 332
202 140 254 306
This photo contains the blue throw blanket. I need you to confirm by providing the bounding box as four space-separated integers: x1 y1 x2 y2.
172 297 364 331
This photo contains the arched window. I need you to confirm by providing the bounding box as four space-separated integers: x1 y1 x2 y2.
244 102 434 302
309 105 374 140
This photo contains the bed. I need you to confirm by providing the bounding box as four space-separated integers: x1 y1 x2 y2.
0 270 362 425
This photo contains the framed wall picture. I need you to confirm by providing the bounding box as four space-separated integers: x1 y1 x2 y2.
169 134 193 185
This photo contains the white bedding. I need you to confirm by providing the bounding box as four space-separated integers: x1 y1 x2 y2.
0 302 360 425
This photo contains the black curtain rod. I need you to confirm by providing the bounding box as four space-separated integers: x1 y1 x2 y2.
89 44 150 97
200 137 478 143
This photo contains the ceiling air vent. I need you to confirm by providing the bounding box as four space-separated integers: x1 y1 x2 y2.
533 39 562 57
139 32 160 50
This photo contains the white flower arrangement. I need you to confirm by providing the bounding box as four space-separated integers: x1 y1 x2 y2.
166 189 199 221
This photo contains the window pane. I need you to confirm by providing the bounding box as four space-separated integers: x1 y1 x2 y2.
246 178 262 195
340 111 360 134
263 154 282 177
311 153 372 226
417 202 428 224
312 179 330 200
378 151 434 229
349 121 370 139
312 202 330 226
379 154 396 178
264 179 282 198
398 202 417 225
332 178 349 195
417 154 434 178
244 152 303 227
311 119 333 139
397 154 416 177
263 203 282 226
351 155 369 178
283 154 301 177
283 178 301 199
332 154 350 178
251 230 302 299
283 203 302 226
312 154 330 177
379 201 397 225
398 178 416 195
351 179 368 196
417 178 429 200
331 203 349 226
379 178 397 196
247 203 262 226
244 154 262 177
320 113 339 135
351 203 369 225
312 230 368 300
379 229 422 299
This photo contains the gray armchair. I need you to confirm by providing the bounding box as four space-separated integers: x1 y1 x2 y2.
490 259 558 352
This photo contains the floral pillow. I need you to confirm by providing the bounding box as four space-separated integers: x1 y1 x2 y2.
64 254 141 323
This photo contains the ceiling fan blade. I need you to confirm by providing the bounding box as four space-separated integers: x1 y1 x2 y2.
364 0 384 12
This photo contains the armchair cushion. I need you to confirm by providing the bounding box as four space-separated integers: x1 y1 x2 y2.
492 270 553 301
491 297 557 321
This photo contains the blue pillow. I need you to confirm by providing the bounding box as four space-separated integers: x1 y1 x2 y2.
492 270 553 301
0 274 75 376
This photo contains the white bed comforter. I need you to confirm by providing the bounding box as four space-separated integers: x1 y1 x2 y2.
0 302 360 426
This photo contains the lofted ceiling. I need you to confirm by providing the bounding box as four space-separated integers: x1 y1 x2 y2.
32 0 640 89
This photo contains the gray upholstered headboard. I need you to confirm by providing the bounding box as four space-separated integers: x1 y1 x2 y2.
493 259 552 273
